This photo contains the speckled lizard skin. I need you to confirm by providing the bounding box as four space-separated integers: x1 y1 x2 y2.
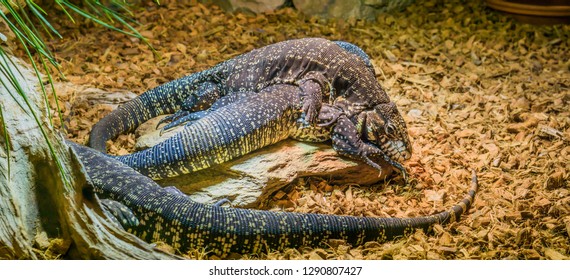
89 38 412 180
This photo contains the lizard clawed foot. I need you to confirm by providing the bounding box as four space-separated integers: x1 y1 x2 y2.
301 101 320 126
100 199 140 228
157 111 206 135
361 154 383 173
156 110 189 129
316 104 344 127
392 162 408 182
317 111 344 127
366 155 408 182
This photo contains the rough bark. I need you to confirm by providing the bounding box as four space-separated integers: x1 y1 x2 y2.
0 54 176 259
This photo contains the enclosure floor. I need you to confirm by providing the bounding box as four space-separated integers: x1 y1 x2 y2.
40 0 569 259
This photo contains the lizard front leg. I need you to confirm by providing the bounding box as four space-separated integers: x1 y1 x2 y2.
331 114 408 180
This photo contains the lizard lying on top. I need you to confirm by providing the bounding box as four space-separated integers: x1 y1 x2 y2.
89 38 412 180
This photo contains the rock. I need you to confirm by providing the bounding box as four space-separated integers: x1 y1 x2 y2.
292 0 416 19
136 116 393 207
201 0 288 13
74 87 138 106
202 0 416 18
134 116 183 149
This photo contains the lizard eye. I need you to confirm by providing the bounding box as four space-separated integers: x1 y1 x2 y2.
385 123 397 137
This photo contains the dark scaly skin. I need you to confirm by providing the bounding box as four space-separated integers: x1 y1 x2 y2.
89 39 372 151
333 40 375 73
69 140 478 257
118 85 306 179
89 38 412 179
79 39 476 257
159 40 376 131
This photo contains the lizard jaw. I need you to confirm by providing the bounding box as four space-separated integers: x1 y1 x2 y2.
371 140 411 181
361 141 409 182
380 140 411 162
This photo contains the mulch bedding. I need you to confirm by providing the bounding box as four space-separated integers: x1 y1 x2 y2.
25 0 569 259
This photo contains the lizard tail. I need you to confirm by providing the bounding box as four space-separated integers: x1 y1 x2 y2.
381 169 478 237
88 73 202 153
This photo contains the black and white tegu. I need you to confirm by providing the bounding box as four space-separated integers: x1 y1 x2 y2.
89 38 413 180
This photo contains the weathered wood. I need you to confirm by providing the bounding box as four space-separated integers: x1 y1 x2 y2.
0 54 176 259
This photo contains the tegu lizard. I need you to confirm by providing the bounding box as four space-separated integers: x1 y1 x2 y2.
89 38 412 180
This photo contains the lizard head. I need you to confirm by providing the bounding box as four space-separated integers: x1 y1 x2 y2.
356 102 412 164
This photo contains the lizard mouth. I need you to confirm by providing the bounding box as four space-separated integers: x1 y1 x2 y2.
379 140 411 163
363 139 411 180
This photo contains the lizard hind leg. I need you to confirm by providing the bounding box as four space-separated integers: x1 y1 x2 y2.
157 81 221 129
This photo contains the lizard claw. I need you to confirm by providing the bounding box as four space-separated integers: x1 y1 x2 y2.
156 114 175 129
302 102 319 126
156 111 189 129
375 152 408 182
361 144 408 182
161 114 190 132
392 162 408 182
158 111 207 135
362 154 383 172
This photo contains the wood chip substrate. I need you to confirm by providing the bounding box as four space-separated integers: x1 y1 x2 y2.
27 0 569 259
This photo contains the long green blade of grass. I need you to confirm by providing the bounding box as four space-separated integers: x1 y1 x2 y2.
15 2 61 126
1 4 60 128
0 104 11 182
0 47 70 187
0 4 58 66
58 1 140 38
26 0 63 39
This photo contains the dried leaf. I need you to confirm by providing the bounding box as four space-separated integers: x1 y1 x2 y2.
425 189 445 202
383 49 398 62
544 248 569 260
48 0 570 261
